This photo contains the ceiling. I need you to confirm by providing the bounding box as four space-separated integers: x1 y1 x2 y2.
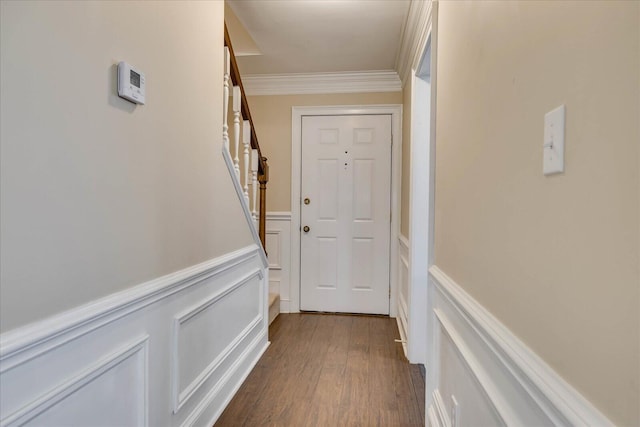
226 0 411 76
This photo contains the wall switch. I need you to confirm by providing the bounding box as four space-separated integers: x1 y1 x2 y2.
451 395 460 427
543 105 565 175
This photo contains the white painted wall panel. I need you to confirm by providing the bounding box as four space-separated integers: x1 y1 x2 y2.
0 245 269 427
396 235 410 357
174 272 262 412
265 213 292 313
24 338 148 427
265 232 281 270
438 327 503 427
426 266 613 427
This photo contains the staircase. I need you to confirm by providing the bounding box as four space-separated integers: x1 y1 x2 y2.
224 25 279 326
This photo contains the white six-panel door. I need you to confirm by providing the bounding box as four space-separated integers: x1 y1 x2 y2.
300 115 392 314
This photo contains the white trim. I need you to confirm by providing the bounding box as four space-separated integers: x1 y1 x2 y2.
2 336 149 427
243 71 402 96
428 266 613 426
398 234 410 250
395 0 434 87
427 406 442 427
291 105 402 316
279 299 291 313
181 333 269 427
434 308 512 425
265 211 292 221
430 389 451 427
397 235 410 357
264 214 291 313
265 230 282 270
396 293 409 356
222 147 268 267
401 3 437 368
0 246 268 427
0 245 263 372
172 270 264 413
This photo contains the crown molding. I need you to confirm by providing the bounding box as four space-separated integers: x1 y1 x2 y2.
395 0 434 87
242 71 402 96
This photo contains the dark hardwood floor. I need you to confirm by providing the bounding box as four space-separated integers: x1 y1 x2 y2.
216 313 425 426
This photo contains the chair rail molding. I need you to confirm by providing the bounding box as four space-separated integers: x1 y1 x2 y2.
0 245 269 427
426 265 613 427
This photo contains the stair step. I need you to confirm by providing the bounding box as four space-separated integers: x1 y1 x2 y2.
268 292 280 325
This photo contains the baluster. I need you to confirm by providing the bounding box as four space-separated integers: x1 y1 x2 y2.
243 120 251 205
251 149 259 224
223 48 230 152
232 86 241 178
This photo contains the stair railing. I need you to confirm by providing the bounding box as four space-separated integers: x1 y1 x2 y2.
223 24 269 249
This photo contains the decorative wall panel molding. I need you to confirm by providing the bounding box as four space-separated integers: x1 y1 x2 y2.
172 270 264 413
265 212 292 313
2 336 149 427
0 245 268 427
265 231 282 270
426 266 613 427
396 235 410 357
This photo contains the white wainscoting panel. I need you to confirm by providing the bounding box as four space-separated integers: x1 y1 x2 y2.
396 235 410 357
0 244 269 427
265 231 282 271
426 266 613 427
3 336 149 427
172 270 264 413
266 212 292 312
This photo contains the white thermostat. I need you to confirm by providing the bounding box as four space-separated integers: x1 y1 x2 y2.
117 61 145 105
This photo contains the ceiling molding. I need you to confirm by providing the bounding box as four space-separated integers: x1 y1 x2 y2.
242 71 402 96
395 0 434 87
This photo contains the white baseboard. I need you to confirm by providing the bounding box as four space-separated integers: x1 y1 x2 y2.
427 266 613 427
279 298 291 314
0 245 269 427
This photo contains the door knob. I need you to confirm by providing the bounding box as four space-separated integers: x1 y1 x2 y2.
304 198 311 205
303 226 310 233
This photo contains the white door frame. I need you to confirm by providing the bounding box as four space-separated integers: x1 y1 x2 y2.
291 105 403 315
403 1 438 418
406 41 435 364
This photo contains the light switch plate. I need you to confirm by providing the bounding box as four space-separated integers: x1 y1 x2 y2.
543 105 565 175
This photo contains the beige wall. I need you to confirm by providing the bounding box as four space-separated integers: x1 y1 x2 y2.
434 1 639 424
247 92 403 212
401 78 412 239
0 1 254 332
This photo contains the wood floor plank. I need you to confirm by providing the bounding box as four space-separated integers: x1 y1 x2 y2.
215 313 425 427
336 316 371 426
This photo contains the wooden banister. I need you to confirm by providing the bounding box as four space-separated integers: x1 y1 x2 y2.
224 23 269 250
258 157 269 247
224 24 267 177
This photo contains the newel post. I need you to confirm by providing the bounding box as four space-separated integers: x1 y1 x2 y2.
258 158 269 249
